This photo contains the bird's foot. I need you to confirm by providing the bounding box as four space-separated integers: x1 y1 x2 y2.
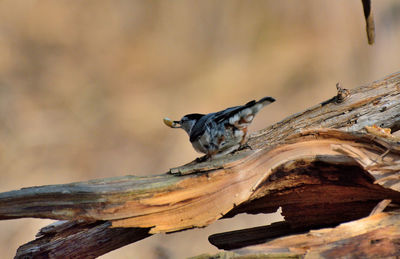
195 155 210 163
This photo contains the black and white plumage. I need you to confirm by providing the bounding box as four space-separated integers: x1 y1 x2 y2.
164 97 275 159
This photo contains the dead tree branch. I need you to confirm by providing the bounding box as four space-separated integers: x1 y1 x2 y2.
1 71 400 258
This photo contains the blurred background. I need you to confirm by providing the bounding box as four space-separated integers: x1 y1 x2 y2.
0 0 400 258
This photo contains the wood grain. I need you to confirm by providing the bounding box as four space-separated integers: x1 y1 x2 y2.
3 71 400 258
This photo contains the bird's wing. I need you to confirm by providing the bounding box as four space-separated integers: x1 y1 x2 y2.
189 114 211 142
214 97 275 124
189 97 275 142
213 106 244 124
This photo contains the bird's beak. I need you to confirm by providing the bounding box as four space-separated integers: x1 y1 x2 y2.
163 117 181 128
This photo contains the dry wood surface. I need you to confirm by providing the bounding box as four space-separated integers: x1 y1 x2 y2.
1 71 399 258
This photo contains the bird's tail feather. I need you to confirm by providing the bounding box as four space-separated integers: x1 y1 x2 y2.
249 96 275 114
226 96 275 126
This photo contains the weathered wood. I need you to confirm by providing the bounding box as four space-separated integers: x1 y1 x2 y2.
2 71 400 258
15 221 150 259
370 199 392 216
242 210 400 258
208 221 326 251
250 71 400 149
2 130 400 231
197 210 400 259
210 200 398 251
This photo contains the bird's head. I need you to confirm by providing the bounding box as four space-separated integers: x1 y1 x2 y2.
163 113 203 134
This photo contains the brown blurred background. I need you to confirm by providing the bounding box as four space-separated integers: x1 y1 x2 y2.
1 0 400 258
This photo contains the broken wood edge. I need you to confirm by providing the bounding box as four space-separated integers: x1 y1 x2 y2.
210 198 399 251
234 209 400 258
110 129 400 230
224 129 400 230
202 210 400 258
208 221 338 251
370 199 392 216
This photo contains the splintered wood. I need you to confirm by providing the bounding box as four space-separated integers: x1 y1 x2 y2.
213 212 400 258
2 71 400 258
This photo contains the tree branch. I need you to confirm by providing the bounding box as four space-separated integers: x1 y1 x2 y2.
2 71 400 258
16 221 150 259
202 209 400 258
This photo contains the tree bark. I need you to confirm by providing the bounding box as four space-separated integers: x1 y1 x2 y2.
2 71 400 258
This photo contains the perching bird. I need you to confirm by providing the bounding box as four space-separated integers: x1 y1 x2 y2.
163 97 275 159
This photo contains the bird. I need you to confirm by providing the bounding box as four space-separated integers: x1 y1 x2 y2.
163 96 275 160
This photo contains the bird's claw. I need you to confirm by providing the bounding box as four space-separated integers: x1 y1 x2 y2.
195 155 209 163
